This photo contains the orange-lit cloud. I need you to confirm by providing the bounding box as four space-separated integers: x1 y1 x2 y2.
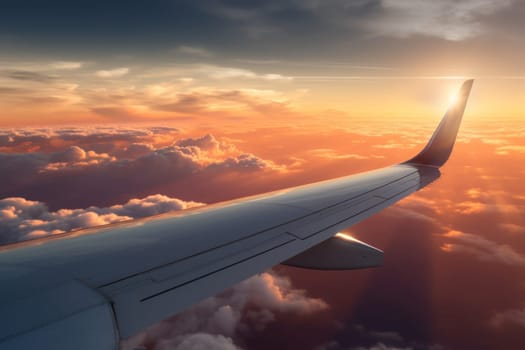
441 230 525 266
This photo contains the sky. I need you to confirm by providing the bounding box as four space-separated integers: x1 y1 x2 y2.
1 1 525 349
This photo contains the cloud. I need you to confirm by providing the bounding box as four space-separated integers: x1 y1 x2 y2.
158 333 240 350
175 134 234 154
0 126 179 153
351 343 413 350
308 148 370 160
314 323 444 350
453 198 522 215
495 145 525 155
153 88 290 116
177 45 213 57
5 70 56 83
96 67 130 78
0 194 203 244
441 230 525 266
491 306 525 329
199 0 513 43
198 65 292 81
44 146 116 170
207 153 283 171
121 271 328 350
367 0 513 40
499 223 525 234
0 129 285 209
49 61 83 70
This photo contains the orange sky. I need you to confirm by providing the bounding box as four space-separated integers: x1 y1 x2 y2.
1 68 524 128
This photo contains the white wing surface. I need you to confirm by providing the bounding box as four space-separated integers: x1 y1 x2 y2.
0 80 474 349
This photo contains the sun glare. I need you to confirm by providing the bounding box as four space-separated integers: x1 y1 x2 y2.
448 92 459 107
335 232 358 242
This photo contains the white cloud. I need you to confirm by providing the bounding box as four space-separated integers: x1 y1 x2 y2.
199 65 292 81
95 67 130 78
0 194 203 244
49 61 84 70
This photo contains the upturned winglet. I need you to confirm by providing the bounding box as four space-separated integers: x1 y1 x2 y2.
405 79 474 167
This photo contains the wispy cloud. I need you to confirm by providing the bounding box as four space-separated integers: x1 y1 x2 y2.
0 194 203 244
5 70 57 83
177 45 213 57
200 65 292 81
495 145 525 155
499 223 525 234
95 67 129 78
491 306 525 329
49 61 83 70
441 230 525 266
368 0 513 40
308 148 370 160
454 201 521 215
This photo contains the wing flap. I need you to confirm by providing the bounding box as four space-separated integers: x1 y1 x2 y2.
283 234 383 270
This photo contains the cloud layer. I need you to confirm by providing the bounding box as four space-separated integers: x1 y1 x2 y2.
0 129 284 209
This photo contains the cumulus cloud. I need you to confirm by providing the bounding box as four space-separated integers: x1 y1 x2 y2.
0 129 285 209
441 230 525 266
44 146 116 170
96 67 130 78
313 323 444 350
175 134 236 155
121 271 328 350
0 194 203 244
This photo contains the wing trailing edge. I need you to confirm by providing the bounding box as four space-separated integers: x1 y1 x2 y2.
405 79 474 167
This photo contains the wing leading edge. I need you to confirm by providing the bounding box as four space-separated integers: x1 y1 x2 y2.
0 80 473 349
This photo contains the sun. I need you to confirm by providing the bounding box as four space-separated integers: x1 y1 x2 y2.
448 92 460 107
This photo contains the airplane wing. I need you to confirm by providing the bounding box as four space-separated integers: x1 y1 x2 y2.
0 80 474 349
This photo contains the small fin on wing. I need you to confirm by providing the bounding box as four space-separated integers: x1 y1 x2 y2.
405 79 474 167
282 233 383 270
